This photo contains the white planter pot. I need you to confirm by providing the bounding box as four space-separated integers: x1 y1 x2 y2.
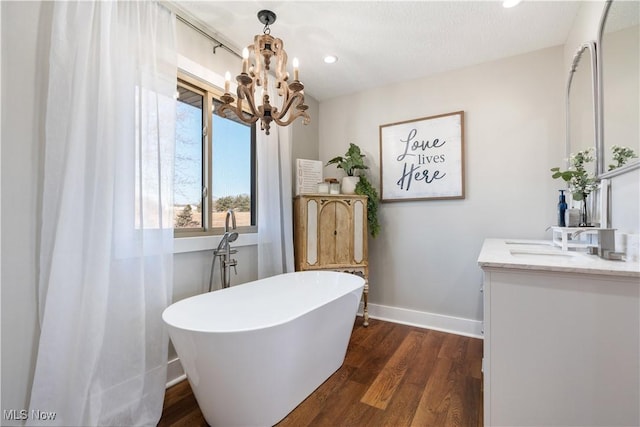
341 176 360 194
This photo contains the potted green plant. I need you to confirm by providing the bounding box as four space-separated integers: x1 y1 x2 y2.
326 143 380 237
326 143 368 194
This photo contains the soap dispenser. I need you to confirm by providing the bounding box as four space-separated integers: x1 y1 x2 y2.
558 190 567 227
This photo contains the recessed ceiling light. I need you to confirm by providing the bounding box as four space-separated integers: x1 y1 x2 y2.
324 55 338 64
503 0 522 8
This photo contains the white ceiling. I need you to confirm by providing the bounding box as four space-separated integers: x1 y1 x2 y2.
173 1 581 102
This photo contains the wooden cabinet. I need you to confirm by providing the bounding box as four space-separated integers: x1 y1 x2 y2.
294 194 369 325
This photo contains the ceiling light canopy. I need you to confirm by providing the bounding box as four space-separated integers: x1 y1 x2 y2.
324 55 338 64
219 10 310 135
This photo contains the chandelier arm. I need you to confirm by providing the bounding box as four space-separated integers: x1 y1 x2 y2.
273 39 288 82
218 103 249 124
273 110 311 126
273 109 311 127
273 90 305 121
236 105 260 124
250 39 263 81
218 96 259 126
236 85 260 116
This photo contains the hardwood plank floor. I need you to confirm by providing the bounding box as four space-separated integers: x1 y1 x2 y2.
158 318 483 427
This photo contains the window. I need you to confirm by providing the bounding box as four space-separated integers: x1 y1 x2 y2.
174 74 256 236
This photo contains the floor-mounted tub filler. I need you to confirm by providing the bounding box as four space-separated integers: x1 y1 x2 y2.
162 270 365 426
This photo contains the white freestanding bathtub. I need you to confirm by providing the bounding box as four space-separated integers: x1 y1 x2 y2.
162 270 364 427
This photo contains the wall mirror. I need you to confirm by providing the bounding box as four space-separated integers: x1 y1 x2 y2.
566 41 597 178
597 0 640 177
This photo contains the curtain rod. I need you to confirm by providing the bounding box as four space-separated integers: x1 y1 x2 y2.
176 14 242 59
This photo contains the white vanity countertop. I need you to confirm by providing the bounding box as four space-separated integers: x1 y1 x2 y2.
477 238 640 278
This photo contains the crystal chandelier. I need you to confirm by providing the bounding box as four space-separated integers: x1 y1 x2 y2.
218 10 310 135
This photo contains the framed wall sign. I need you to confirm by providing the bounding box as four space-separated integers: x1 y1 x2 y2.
379 111 465 202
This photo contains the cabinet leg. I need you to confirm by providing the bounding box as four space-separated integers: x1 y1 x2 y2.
363 282 369 327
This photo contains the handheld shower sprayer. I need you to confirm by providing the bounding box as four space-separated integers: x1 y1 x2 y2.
209 209 239 292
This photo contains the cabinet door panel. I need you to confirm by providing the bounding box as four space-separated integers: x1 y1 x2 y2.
334 202 352 263
318 202 337 265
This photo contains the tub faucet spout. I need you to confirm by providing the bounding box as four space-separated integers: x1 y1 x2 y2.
225 209 237 233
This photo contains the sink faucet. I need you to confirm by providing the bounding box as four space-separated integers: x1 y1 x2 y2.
573 228 623 260
597 229 616 258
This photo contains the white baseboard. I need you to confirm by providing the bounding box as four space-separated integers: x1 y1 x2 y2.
166 357 186 388
359 302 484 339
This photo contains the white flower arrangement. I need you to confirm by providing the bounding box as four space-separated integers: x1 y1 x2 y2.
550 147 598 201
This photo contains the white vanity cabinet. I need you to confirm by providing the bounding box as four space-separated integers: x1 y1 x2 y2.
478 239 640 427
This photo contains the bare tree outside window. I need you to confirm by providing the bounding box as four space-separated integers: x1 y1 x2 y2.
174 84 204 229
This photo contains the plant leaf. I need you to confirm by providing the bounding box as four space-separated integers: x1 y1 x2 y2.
326 156 344 166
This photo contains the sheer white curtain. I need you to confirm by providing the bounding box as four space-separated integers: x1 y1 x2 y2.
256 81 295 278
30 2 176 426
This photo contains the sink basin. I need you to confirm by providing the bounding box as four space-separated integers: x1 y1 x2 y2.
504 240 554 246
510 249 577 259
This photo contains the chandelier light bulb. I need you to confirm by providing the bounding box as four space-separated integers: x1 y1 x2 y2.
293 58 299 81
242 47 249 73
224 71 231 93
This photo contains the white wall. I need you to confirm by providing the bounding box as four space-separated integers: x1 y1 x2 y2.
319 46 565 324
1 2 53 424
